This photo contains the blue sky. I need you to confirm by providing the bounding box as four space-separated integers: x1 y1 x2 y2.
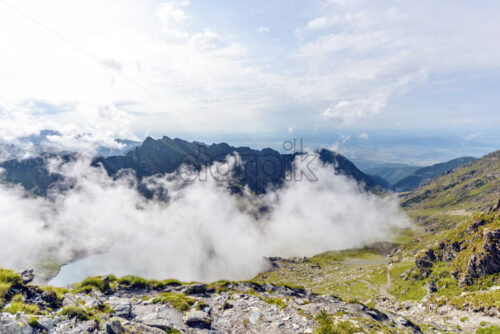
0 0 499 161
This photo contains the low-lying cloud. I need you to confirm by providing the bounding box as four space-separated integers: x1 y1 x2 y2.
0 154 408 285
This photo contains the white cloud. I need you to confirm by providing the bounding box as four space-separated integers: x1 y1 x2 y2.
0 155 408 282
359 133 369 139
322 98 386 123
306 17 331 31
294 1 500 124
157 1 191 39
0 0 499 136
257 26 269 33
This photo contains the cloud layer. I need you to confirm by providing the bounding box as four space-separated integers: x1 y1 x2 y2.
0 155 408 284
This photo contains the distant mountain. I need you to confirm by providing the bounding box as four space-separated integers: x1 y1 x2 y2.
0 136 380 196
367 174 391 189
364 164 421 185
392 156 477 192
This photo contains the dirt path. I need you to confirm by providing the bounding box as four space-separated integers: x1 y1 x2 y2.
378 263 393 300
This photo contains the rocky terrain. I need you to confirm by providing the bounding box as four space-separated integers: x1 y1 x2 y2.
0 272 423 334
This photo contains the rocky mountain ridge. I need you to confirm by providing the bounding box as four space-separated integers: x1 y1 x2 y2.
0 136 381 197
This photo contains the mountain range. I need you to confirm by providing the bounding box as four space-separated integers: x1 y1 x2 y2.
0 136 380 197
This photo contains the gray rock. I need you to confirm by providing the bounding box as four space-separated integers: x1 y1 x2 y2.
0 314 33 334
135 305 185 331
62 293 78 307
129 323 165 334
37 317 55 331
184 310 211 329
107 320 125 334
108 299 132 318
20 270 34 285
184 284 206 295
248 311 261 325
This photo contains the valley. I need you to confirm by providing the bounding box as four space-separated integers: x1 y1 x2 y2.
0 143 498 333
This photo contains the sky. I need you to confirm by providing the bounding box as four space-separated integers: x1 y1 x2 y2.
0 0 499 160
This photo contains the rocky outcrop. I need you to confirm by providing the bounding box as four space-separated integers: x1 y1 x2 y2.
20 270 34 285
463 229 500 285
415 249 436 277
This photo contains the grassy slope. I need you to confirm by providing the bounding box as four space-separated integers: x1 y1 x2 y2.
400 150 499 232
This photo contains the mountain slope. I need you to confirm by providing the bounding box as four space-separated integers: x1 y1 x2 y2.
401 150 499 230
392 156 477 192
364 164 421 185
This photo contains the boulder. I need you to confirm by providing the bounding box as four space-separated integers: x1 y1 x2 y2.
62 293 78 307
20 270 34 284
183 284 206 295
184 309 211 329
107 320 126 334
135 305 185 331
108 298 132 318
415 249 436 277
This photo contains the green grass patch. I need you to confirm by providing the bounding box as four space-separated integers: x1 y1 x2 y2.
75 276 116 293
264 297 287 310
0 269 22 306
477 325 500 334
59 306 93 321
116 275 148 288
4 301 42 315
388 262 426 301
152 292 195 312
314 312 360 334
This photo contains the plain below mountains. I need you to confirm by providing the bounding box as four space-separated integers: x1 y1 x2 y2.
0 136 380 197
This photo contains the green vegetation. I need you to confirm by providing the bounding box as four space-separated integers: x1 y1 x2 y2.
253 248 389 303
314 312 360 334
116 275 149 288
0 269 22 307
401 150 499 231
59 306 93 321
387 261 425 301
28 316 39 328
166 329 182 334
207 280 230 293
149 279 183 289
41 286 69 305
477 325 500 334
264 297 287 310
92 302 114 314
75 275 116 293
72 275 186 293
152 292 196 312
3 294 42 315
